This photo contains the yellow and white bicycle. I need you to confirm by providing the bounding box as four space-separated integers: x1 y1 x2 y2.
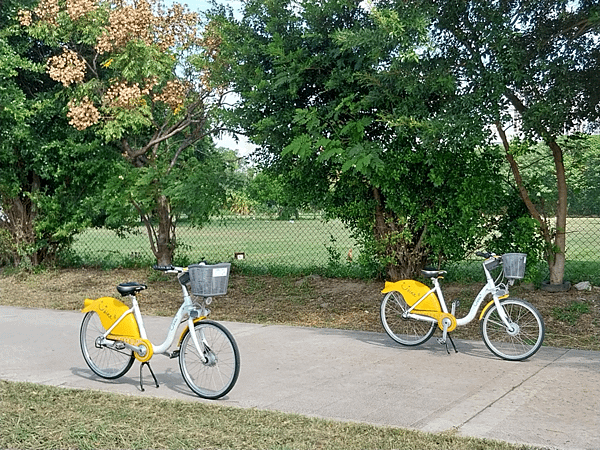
79 262 240 399
380 252 545 360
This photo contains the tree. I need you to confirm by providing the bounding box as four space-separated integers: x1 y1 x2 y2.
94 137 231 259
19 0 232 265
213 0 510 279
1 0 120 266
427 0 600 286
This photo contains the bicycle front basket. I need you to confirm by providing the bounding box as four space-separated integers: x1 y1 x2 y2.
502 253 527 279
188 263 231 297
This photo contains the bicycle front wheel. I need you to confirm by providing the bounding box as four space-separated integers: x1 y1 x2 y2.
380 291 436 346
480 297 545 361
80 311 135 379
179 320 240 399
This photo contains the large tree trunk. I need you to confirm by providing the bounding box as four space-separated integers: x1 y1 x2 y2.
1 174 42 266
495 123 566 285
373 187 429 281
134 194 176 266
548 140 568 285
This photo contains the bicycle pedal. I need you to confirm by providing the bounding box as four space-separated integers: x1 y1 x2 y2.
168 350 180 359
437 337 447 345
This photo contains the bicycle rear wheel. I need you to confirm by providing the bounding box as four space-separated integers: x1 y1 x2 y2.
380 291 436 346
80 311 134 379
179 320 240 399
480 297 545 361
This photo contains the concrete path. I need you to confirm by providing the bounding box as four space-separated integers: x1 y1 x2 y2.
1 305 599 449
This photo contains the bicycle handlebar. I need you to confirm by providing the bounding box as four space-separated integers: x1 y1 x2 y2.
152 258 207 274
476 251 497 259
153 265 175 271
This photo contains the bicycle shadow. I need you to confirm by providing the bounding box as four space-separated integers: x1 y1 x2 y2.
314 327 503 361
71 365 235 400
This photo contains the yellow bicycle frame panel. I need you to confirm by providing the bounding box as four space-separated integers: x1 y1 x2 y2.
381 280 442 312
82 297 141 339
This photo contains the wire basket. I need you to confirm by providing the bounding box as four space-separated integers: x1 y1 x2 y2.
188 263 231 297
502 253 527 279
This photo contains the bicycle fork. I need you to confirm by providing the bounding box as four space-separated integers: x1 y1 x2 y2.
186 317 214 365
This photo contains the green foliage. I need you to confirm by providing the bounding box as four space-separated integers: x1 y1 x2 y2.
0 0 121 266
243 171 301 219
213 0 517 278
429 0 600 284
15 0 236 265
91 138 231 237
564 135 600 216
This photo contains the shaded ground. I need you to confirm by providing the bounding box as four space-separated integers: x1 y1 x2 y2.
1 267 599 350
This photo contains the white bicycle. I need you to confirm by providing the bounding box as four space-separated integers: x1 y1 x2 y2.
80 262 240 399
380 252 545 360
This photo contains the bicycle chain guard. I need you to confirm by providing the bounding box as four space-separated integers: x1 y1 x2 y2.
381 280 442 312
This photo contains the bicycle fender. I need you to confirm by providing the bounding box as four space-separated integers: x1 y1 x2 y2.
479 294 511 320
381 280 441 312
177 317 207 347
82 297 141 339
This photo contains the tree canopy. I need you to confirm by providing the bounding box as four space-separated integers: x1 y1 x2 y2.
0 0 120 266
17 0 234 265
212 0 517 279
427 0 600 285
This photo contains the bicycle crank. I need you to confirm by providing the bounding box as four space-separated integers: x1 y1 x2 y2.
412 311 458 332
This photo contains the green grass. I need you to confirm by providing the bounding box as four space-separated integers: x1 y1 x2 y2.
564 217 600 261
0 381 539 450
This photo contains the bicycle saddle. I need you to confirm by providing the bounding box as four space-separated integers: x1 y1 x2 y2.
421 269 447 278
116 282 148 296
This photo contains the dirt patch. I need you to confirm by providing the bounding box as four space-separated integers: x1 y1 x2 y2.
1 267 599 350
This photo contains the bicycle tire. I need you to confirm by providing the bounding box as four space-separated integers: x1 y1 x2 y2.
179 320 240 399
80 311 135 379
480 297 545 361
380 291 436 346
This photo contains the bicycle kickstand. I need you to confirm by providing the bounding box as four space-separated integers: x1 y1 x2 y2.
447 334 458 354
139 361 160 392
438 316 459 355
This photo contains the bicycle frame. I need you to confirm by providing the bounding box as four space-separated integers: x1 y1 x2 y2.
390 257 514 334
84 276 207 361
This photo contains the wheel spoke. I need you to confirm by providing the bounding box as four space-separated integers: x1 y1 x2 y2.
80 311 134 379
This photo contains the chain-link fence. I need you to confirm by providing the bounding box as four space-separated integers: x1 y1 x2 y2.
72 214 359 271
71 215 600 282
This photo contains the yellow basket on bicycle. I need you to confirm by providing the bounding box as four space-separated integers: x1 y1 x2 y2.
188 263 231 297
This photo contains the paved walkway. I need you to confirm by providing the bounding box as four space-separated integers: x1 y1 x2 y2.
1 305 599 449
